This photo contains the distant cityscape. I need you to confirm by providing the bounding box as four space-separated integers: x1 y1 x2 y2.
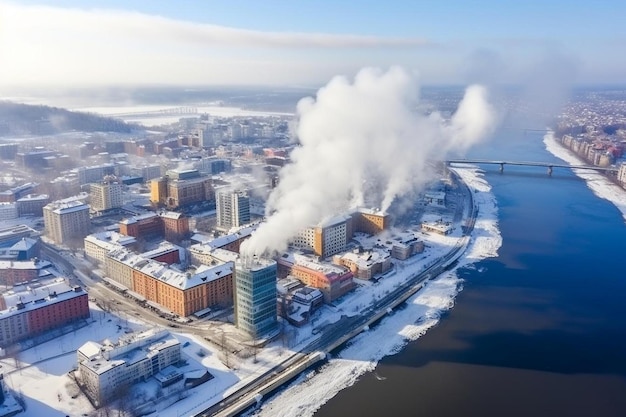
1 86 626 416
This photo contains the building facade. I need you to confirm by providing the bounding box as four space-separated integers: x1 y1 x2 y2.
0 203 18 221
77 330 181 407
234 258 278 338
84 231 137 265
89 181 123 213
216 189 251 230
43 200 90 245
0 280 89 346
150 169 213 209
293 216 350 259
16 194 50 217
104 248 234 316
352 208 388 236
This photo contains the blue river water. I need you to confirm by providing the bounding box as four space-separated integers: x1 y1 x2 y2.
313 131 626 416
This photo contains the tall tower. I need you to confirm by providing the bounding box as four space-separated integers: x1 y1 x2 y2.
216 189 250 230
234 258 278 338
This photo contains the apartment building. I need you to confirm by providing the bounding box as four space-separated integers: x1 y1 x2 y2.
84 231 137 265
277 254 355 303
0 259 53 286
0 279 89 346
89 180 123 213
77 330 181 407
216 189 251 230
43 200 90 245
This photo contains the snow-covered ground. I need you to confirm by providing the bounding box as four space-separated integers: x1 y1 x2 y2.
544 132 626 221
253 165 502 417
1 165 500 417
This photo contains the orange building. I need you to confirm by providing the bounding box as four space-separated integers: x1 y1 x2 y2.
150 177 168 205
119 211 189 243
161 211 190 241
119 213 163 238
283 255 355 303
150 169 214 210
352 208 388 236
131 259 234 317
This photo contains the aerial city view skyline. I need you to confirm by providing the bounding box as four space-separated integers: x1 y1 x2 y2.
1 1 626 417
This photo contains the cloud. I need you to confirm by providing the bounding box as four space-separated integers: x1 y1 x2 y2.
240 66 497 258
0 2 430 87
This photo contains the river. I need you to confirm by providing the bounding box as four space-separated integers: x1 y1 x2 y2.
312 131 626 416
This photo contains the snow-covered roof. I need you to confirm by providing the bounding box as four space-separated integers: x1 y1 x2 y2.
0 258 51 271
356 207 388 216
0 281 86 319
135 259 233 290
44 199 88 215
85 231 136 250
292 253 347 276
78 341 103 360
203 224 257 249
120 211 159 224
338 250 389 268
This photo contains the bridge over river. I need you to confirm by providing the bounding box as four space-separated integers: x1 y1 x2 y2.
447 159 618 176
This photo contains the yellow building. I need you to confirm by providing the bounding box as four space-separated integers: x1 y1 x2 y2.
150 177 168 205
352 208 388 236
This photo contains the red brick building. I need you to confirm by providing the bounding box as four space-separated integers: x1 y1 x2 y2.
0 280 89 346
119 211 189 243
0 259 54 286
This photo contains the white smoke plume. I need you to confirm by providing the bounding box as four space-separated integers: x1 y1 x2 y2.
240 66 496 257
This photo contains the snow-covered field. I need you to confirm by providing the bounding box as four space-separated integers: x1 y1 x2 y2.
544 132 626 221
253 165 502 417
1 165 500 417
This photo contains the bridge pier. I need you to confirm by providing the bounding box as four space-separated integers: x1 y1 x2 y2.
547 166 553 176
499 163 504 173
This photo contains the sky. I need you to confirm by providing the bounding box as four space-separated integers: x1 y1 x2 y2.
0 0 625 90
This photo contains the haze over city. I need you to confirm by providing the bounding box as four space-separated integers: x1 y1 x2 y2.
1 0 625 90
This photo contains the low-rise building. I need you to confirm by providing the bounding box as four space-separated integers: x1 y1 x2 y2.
118 211 189 243
390 234 425 260
279 254 355 303
16 193 50 217
333 250 391 280
77 330 181 407
0 203 18 221
0 225 37 248
0 259 53 286
0 237 39 261
0 279 89 346
352 208 388 236
421 219 454 235
189 224 257 259
84 231 137 265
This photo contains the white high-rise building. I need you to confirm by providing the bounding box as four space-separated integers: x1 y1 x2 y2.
43 199 90 245
89 180 123 213
216 189 250 230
